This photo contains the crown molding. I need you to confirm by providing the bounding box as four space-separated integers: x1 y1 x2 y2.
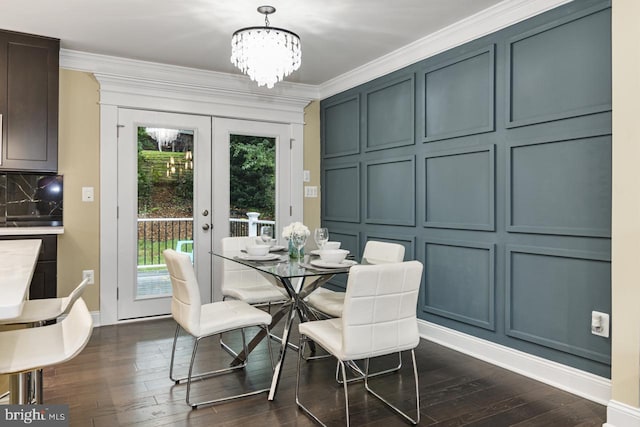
60 48 319 109
319 0 572 99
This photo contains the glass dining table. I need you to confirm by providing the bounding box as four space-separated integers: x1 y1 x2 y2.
212 249 355 400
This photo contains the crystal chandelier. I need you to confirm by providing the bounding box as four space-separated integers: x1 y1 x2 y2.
231 5 301 89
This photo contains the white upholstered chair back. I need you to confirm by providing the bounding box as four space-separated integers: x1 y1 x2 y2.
164 249 202 336
361 241 405 265
221 236 278 293
341 260 423 360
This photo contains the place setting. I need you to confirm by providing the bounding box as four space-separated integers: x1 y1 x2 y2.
300 227 358 271
237 226 289 261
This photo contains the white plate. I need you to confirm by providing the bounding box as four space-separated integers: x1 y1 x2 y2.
269 245 286 252
310 249 349 256
238 253 281 261
310 259 358 269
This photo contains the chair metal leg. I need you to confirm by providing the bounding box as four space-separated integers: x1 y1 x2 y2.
185 326 274 409
11 373 30 404
169 323 181 383
340 360 351 427
363 349 420 425
296 334 351 427
265 325 275 370
335 351 403 384
172 323 247 386
295 335 329 426
33 369 43 404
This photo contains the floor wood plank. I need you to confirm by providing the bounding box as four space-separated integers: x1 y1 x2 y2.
39 317 606 426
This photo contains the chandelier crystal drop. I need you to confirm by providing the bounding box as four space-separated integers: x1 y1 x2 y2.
231 6 301 89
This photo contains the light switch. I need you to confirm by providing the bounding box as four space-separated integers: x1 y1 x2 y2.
303 170 311 182
82 187 94 202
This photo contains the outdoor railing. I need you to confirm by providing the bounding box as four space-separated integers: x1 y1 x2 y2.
137 214 275 266
138 218 193 266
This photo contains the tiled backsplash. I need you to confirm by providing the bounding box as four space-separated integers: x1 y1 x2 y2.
0 173 63 226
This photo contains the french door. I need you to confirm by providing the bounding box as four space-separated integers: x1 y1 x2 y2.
117 109 212 320
211 118 293 301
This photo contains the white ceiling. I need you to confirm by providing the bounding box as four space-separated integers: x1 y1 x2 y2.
0 0 505 86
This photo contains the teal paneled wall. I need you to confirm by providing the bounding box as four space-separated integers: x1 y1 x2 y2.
320 0 612 377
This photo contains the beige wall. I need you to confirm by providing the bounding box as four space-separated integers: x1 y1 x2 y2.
303 101 321 232
611 0 640 408
57 69 101 311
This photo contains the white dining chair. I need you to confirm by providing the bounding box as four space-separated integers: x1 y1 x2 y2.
296 261 423 426
221 236 288 305
220 236 289 355
164 249 274 409
0 297 94 404
305 240 405 318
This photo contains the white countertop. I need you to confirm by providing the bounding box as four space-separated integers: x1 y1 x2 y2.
0 239 42 319
0 227 64 236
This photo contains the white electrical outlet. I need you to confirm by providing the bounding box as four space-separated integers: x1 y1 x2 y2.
82 270 95 285
591 311 610 337
304 186 318 198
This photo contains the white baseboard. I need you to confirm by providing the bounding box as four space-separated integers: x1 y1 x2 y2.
91 311 174 327
417 319 611 405
604 400 640 427
91 311 101 327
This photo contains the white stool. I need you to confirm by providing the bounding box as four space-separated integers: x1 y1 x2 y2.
0 277 90 404
0 298 94 404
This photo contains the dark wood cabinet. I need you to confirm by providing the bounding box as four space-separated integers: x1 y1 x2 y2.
0 29 59 172
0 234 57 299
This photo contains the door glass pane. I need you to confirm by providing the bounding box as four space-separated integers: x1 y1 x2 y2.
229 135 276 237
137 127 194 298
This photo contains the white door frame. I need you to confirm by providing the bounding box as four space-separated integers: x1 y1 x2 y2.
97 73 307 326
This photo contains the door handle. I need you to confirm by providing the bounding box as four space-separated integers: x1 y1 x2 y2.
202 223 210 231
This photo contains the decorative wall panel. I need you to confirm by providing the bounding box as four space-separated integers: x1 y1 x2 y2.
365 74 415 151
365 156 415 226
322 95 360 158
320 0 612 376
422 45 495 142
423 239 495 330
323 163 360 223
506 246 611 363
506 6 611 128
424 145 495 231
507 134 611 237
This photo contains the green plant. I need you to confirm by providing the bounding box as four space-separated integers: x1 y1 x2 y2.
230 135 276 218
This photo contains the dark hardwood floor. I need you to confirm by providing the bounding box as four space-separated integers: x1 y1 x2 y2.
42 317 606 426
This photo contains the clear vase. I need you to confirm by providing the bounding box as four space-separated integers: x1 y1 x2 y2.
288 238 304 260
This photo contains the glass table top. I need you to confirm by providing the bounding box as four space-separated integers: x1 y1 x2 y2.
212 250 355 280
